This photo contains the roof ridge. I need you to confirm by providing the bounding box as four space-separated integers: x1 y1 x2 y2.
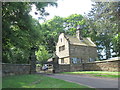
64 34 96 47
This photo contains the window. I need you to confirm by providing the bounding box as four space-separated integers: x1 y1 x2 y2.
59 45 65 52
78 58 82 63
59 47 61 52
72 58 77 64
61 58 64 63
62 45 65 50
61 38 62 42
71 58 81 64
88 58 95 62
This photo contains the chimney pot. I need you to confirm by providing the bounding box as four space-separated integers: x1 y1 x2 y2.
76 30 83 40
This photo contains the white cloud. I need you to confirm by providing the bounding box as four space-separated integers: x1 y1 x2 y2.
29 0 93 21
45 0 93 20
29 4 38 20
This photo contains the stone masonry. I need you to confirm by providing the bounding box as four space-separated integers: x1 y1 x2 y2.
56 30 98 66
54 59 120 72
2 63 31 76
84 59 120 72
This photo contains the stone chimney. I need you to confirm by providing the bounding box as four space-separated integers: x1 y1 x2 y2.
76 29 83 40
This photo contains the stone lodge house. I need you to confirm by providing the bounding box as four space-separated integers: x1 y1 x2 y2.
56 30 98 65
46 30 98 72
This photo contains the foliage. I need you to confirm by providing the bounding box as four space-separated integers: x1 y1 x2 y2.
40 16 64 53
35 45 50 65
86 2 120 59
36 64 42 67
41 14 89 53
3 74 89 88
63 14 88 36
3 1 119 64
2 2 57 63
112 33 120 57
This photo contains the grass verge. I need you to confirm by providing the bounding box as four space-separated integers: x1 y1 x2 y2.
61 71 120 78
94 74 120 78
2 74 90 88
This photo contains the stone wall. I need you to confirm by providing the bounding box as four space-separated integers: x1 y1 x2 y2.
70 64 83 72
57 59 120 72
2 63 31 76
84 60 120 72
55 64 70 73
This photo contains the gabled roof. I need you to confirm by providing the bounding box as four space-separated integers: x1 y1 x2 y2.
65 35 96 47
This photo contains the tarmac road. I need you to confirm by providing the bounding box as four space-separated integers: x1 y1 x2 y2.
45 74 119 89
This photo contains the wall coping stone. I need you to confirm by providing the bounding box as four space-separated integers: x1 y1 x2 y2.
86 59 120 64
2 63 31 66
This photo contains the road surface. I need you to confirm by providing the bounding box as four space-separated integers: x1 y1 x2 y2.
45 74 119 89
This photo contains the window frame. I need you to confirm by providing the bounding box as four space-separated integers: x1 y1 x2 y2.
61 58 64 64
59 45 65 52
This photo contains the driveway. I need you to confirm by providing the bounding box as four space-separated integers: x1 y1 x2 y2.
44 74 119 89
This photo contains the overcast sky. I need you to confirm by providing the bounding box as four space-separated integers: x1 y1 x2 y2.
30 0 94 21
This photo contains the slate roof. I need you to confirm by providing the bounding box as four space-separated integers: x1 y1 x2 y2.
65 35 96 47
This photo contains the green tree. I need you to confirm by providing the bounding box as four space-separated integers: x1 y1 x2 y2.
40 14 89 54
87 2 120 59
41 16 65 53
2 2 57 63
112 33 120 57
63 14 87 36
35 45 50 65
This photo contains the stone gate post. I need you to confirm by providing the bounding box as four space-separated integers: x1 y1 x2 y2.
29 47 37 74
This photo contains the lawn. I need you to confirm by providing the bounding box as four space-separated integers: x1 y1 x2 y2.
61 71 120 78
2 74 90 88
